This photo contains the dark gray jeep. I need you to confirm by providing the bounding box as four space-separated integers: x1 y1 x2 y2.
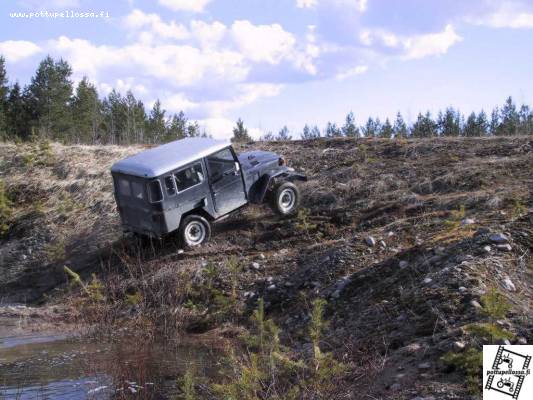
111 138 306 247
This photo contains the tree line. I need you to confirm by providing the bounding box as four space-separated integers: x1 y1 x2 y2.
1 55 531 145
0 55 205 144
233 98 533 142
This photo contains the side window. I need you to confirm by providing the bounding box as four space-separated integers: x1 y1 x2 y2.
118 178 131 197
207 148 235 181
164 176 176 196
174 162 204 192
148 180 163 203
131 181 144 200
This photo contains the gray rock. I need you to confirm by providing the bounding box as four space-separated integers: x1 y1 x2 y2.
458 286 467 293
470 300 483 309
517 337 527 345
418 362 431 370
399 260 409 269
483 245 491 253
258 253 266 260
461 218 475 225
503 278 516 292
453 341 466 351
267 284 276 291
331 290 341 299
365 236 376 247
284 281 294 287
177 249 184 254
390 383 401 391
379 240 387 248
496 244 512 252
489 233 509 244
251 262 261 270
423 277 432 284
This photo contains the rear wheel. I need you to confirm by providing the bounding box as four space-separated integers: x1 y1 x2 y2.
269 182 300 216
179 215 211 247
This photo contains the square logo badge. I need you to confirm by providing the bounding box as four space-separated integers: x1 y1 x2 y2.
483 345 532 399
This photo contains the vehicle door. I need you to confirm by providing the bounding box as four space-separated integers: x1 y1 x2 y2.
206 147 247 215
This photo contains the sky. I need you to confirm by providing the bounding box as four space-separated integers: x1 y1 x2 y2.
0 0 532 139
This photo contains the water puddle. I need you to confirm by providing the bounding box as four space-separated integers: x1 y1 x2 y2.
0 319 222 399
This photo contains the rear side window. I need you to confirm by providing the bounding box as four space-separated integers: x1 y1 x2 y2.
131 181 144 200
174 162 204 192
148 180 163 203
164 176 176 196
118 178 131 196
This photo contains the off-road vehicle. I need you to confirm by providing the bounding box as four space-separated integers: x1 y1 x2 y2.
111 138 307 246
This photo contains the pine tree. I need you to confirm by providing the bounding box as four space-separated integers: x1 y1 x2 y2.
101 90 127 144
167 111 187 141
342 111 359 137
393 112 408 138
490 107 500 136
187 121 201 137
25 56 74 140
124 91 147 144
0 56 8 140
260 131 275 141
411 111 437 138
362 117 378 137
276 126 292 141
147 99 166 143
379 118 393 138
6 83 29 140
476 110 489 136
301 124 321 139
463 112 478 137
72 77 101 143
438 107 461 136
325 121 342 137
231 118 252 142
518 104 532 135
500 97 519 136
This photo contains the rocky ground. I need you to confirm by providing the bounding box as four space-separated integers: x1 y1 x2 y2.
0 136 532 399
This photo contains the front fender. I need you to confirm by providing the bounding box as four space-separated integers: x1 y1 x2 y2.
249 169 307 204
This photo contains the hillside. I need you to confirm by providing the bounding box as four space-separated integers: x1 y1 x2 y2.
0 137 532 398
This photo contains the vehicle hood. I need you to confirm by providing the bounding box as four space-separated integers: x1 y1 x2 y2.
238 150 279 171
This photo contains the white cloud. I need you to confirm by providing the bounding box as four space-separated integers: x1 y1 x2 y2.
190 20 227 48
0 40 41 62
296 0 318 8
402 24 462 60
360 24 462 60
158 0 211 13
297 0 367 12
19 0 79 8
336 65 368 80
231 20 296 64
466 2 533 29
124 9 189 41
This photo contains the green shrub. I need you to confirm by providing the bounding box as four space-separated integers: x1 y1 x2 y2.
481 288 511 320
0 180 13 237
467 323 514 343
441 348 482 394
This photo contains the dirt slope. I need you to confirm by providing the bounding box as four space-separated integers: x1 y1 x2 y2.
0 137 532 398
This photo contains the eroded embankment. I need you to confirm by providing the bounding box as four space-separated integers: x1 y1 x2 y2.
1 137 532 398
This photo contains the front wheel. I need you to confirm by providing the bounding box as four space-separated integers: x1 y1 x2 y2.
269 182 300 216
179 215 211 247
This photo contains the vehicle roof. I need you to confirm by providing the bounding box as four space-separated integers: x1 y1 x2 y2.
111 137 231 178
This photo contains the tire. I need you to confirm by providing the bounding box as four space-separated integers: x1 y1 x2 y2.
269 182 300 216
179 215 211 247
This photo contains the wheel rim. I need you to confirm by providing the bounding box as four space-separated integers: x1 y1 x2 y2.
184 221 206 245
278 188 296 212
